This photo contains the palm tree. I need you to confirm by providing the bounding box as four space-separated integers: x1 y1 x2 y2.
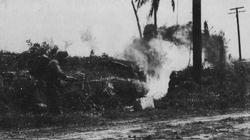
131 0 143 38
148 0 160 28
135 0 160 28
135 0 175 28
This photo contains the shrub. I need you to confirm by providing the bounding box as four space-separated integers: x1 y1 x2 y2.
156 63 249 111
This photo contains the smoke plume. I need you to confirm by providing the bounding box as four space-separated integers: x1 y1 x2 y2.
124 38 167 78
123 23 192 100
80 29 97 52
159 22 192 46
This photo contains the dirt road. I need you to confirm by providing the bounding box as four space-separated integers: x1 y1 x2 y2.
2 111 250 139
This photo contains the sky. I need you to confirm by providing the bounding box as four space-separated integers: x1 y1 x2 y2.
0 0 249 59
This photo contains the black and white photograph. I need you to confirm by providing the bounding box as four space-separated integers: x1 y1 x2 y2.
0 0 250 139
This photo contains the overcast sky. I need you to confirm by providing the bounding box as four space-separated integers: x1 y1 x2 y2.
0 0 248 58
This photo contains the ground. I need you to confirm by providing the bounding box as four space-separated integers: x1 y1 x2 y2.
2 109 250 139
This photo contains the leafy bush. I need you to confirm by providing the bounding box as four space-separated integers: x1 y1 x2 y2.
0 41 147 115
156 63 249 111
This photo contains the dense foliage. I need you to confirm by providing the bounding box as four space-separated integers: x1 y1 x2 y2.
0 41 147 115
156 62 250 110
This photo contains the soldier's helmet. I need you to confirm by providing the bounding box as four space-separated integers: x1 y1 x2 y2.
55 51 68 62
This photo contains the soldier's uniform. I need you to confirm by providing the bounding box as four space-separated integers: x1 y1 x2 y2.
44 59 67 114
30 52 69 114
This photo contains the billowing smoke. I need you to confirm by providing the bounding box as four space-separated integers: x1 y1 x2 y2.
123 23 192 100
146 40 190 99
159 21 192 46
80 29 97 52
63 41 73 51
124 38 167 78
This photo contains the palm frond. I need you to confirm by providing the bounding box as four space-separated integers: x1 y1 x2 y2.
153 0 160 13
134 0 150 8
172 0 175 12
148 0 160 17
149 3 154 17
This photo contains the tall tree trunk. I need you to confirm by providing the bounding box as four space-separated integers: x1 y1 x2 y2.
131 0 142 39
192 0 202 83
154 8 157 28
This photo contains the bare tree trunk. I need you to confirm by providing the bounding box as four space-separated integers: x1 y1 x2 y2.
192 0 202 83
131 0 142 39
154 8 157 28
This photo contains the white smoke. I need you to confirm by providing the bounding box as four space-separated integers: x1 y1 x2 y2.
80 29 97 52
124 36 191 100
146 39 190 99
124 38 167 78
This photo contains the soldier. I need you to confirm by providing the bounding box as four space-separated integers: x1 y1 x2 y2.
30 51 75 114
45 51 76 114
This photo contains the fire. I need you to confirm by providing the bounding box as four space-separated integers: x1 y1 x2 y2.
124 36 191 109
